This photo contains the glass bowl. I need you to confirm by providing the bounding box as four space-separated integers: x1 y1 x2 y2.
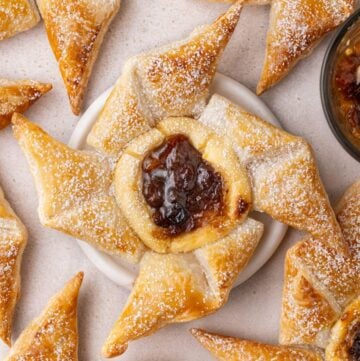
321 7 360 162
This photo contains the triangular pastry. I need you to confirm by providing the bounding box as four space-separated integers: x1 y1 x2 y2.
209 0 354 94
326 295 360 361
0 186 27 346
87 1 244 155
280 180 360 349
37 0 121 115
4 272 83 361
257 0 354 94
191 329 324 361
199 94 343 247
0 0 40 41
0 79 52 130
12 113 145 263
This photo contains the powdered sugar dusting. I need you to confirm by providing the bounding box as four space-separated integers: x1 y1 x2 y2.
0 0 39 41
0 186 27 345
259 0 354 92
280 180 360 349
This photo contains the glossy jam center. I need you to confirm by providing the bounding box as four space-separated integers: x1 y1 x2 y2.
142 134 224 236
350 329 360 361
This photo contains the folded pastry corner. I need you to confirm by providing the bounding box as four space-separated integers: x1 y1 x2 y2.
0 0 40 41
12 113 145 263
200 94 343 247
191 328 324 361
87 0 244 155
38 0 121 115
4 272 83 361
0 186 27 346
0 79 52 130
102 218 263 358
257 0 354 94
326 295 360 361
280 179 360 349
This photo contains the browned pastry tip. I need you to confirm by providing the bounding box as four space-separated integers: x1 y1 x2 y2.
38 0 121 115
191 328 324 360
0 186 27 346
0 80 52 130
4 272 83 361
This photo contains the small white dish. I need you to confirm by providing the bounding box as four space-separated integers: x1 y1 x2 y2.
69 73 288 290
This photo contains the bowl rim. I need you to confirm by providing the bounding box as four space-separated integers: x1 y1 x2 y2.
320 7 360 162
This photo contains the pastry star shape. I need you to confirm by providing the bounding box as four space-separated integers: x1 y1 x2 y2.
0 0 40 41
0 79 52 130
38 0 121 115
12 3 342 358
4 272 83 361
0 186 27 346
215 0 354 93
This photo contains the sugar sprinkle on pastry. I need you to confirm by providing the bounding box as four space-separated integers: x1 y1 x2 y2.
38 0 121 115
0 79 52 130
0 186 27 347
4 272 83 361
0 0 40 41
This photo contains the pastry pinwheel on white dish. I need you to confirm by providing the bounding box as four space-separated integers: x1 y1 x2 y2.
12 1 343 358
192 179 360 361
210 0 355 94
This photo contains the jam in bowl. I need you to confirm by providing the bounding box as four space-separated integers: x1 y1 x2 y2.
321 8 360 162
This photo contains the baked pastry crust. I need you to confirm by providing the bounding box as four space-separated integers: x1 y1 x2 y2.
0 186 27 346
0 0 40 41
87 1 244 155
0 79 52 130
12 113 145 263
191 329 324 361
199 94 342 246
102 218 264 358
115 117 252 253
326 296 360 361
4 272 83 361
280 180 360 348
206 0 354 94
37 0 121 115
257 0 354 94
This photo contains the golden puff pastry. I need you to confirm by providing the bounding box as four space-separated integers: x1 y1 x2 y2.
0 186 27 346
0 79 52 130
191 329 324 361
208 0 354 94
38 0 121 115
257 0 354 94
0 0 40 41
12 113 145 263
4 272 83 361
103 219 264 358
199 94 343 247
87 1 244 155
280 180 360 349
326 296 360 361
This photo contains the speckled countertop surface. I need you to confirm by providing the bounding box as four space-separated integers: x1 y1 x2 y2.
0 1 359 360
